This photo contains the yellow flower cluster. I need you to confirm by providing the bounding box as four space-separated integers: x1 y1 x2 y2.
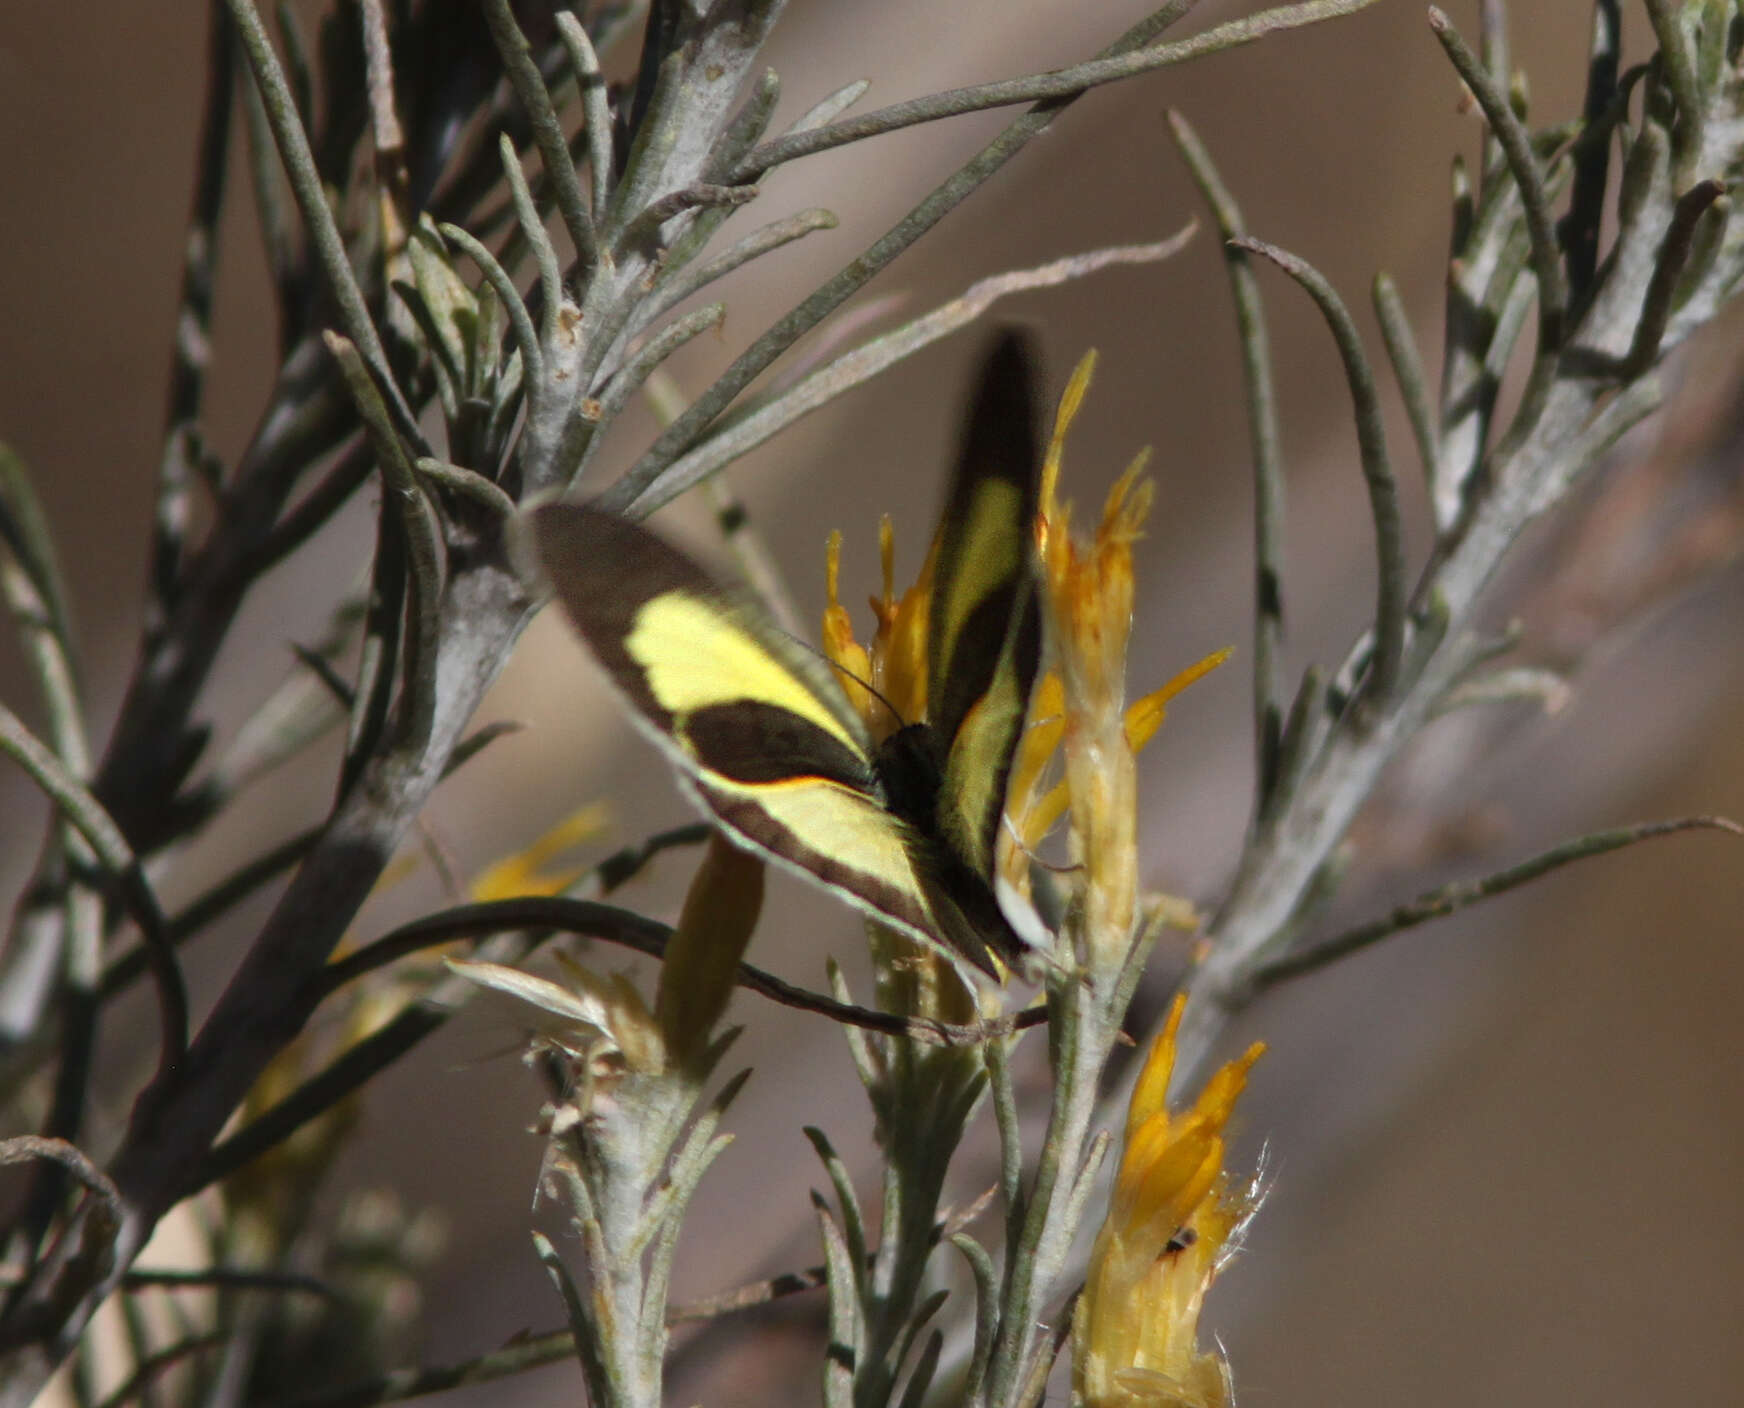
821 515 933 743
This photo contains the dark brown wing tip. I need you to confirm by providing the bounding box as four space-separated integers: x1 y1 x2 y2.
958 329 1043 501
532 503 722 611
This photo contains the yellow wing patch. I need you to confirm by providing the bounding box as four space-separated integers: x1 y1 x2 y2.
627 594 863 753
695 772 943 946
931 477 1023 651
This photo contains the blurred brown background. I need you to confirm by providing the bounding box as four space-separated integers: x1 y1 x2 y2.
3 2 1742 1404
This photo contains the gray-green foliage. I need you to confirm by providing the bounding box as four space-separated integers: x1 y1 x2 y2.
1 2 1742 1405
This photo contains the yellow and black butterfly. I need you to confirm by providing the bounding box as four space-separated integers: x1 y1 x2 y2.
530 332 1044 976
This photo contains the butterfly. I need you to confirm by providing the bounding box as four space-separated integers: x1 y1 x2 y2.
530 332 1045 976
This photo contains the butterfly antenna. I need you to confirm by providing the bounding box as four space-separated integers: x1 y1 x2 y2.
770 624 913 731
824 657 910 731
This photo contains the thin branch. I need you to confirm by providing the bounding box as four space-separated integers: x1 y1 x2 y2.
701 469 805 638
554 12 614 216
122 1266 335 1298
223 0 423 447
605 0 1228 514
615 182 758 255
1564 0 1621 305
194 1004 446 1194
252 1259 836 1408
632 207 839 334
0 1137 122 1228
1642 0 1705 186
1620 178 1727 375
263 1329 580 1408
0 702 185 1076
312 896 1047 1046
498 132 563 348
479 0 600 272
1372 272 1440 499
622 233 1194 515
322 332 445 756
0 447 87 778
439 222 543 385
1427 8 1568 360
341 487 406 803
239 21 298 343
668 1263 829 1321
161 829 321 958
91 1334 228 1408
197 868 1039 1200
0 447 101 1075
572 302 728 483
289 641 356 710
148 1 235 648
186 603 364 828
98 713 522 1003
112 812 692 1005
359 0 407 204
1251 815 1744 990
1169 110 1286 808
1232 238 1405 706
252 437 374 577
585 820 711 894
729 0 1384 181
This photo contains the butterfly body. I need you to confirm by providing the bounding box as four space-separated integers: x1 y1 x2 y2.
532 333 1045 975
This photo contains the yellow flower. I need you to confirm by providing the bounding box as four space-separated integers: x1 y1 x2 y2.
468 802 611 901
822 516 933 741
1073 994 1266 1408
1016 351 1227 969
998 654 1230 911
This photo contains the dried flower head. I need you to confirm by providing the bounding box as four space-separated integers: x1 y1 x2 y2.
1016 351 1227 971
1073 994 1266 1408
449 952 666 1087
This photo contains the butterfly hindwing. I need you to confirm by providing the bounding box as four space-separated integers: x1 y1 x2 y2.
925 332 1043 884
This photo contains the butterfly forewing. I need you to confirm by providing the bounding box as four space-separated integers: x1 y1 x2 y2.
534 508 867 760
532 503 1007 974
